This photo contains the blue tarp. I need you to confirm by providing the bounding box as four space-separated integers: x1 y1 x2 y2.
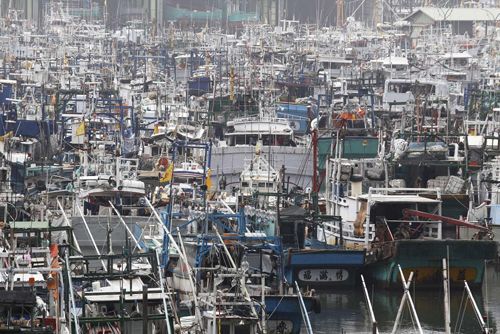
0 117 58 138
0 85 13 105
277 104 317 134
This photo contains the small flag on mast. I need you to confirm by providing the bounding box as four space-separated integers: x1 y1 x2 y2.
76 120 85 136
160 163 174 183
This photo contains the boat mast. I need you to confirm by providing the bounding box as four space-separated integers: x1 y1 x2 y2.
443 258 451 334
312 127 318 193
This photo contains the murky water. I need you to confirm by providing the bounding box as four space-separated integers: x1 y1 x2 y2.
307 264 500 334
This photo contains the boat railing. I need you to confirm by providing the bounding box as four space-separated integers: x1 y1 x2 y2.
120 157 140 171
231 116 289 125
275 75 321 86
368 187 442 198
321 220 376 238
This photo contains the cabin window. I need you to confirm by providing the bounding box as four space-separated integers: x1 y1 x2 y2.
220 325 231 334
234 136 247 145
387 82 436 95
234 325 251 334
241 182 249 187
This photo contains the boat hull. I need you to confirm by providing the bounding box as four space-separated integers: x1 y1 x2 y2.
255 295 320 334
363 239 497 288
284 246 365 287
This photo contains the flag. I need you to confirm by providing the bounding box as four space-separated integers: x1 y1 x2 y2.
206 169 214 189
47 244 59 290
160 163 173 183
173 125 178 138
76 120 85 136
49 243 58 259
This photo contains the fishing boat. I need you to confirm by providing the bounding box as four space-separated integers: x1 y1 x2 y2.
142 140 322 334
0 214 71 333
211 105 313 190
281 205 366 287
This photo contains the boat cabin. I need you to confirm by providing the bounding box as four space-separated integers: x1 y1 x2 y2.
383 78 449 110
317 56 352 78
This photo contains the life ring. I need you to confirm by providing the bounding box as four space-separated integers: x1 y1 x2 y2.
158 157 169 168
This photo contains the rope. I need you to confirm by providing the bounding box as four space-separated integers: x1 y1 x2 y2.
407 298 416 331
295 139 314 188
450 193 470 211
265 294 284 321
455 288 468 334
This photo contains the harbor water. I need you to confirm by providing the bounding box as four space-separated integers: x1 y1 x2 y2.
308 264 500 334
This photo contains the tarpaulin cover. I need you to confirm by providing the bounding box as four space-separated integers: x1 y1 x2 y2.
0 290 36 306
0 117 58 137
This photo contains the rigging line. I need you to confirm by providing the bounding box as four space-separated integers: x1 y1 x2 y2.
266 294 285 321
456 291 468 334
406 298 416 330
295 140 314 187
451 193 470 211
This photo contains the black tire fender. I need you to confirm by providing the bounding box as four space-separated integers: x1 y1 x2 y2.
312 295 321 314
108 176 117 187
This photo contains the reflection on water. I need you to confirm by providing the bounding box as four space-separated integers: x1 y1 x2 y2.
307 264 500 334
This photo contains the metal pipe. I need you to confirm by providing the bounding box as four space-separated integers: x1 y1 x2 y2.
0 267 62 273
156 250 172 334
361 275 378 334
464 280 490 332
443 259 451 334
295 281 313 334
451 143 459 160
142 284 148 334
398 265 423 334
365 191 371 249
65 253 80 333
262 275 266 334
392 271 414 333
